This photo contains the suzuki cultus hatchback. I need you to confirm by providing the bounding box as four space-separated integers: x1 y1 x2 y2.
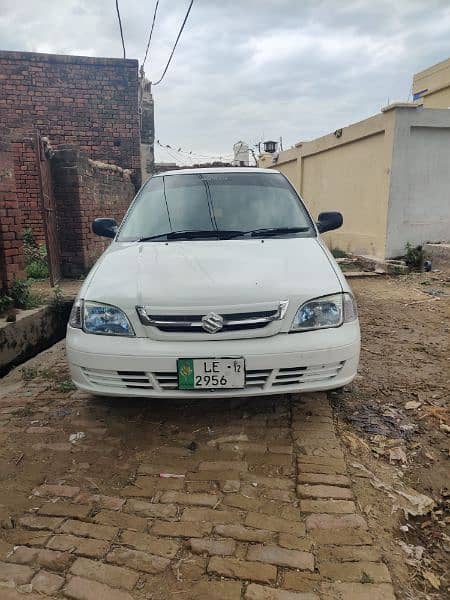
67 168 360 397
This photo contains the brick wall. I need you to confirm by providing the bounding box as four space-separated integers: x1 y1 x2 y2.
0 136 24 291
0 50 140 181
51 147 135 277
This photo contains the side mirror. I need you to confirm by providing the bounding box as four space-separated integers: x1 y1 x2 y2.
317 212 343 234
92 218 118 239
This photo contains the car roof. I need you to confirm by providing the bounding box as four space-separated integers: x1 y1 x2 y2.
153 167 278 177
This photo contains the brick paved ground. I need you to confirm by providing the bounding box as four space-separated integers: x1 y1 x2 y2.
0 342 396 599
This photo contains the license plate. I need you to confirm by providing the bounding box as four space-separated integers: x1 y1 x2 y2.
177 358 245 390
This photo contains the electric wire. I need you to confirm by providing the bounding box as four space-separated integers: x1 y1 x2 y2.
153 0 194 85
142 0 159 69
115 0 126 60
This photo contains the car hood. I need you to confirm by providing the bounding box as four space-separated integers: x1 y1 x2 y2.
84 238 342 310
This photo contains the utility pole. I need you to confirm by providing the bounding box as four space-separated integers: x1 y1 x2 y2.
139 76 155 180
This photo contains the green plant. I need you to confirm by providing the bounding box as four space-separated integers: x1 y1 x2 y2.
405 243 425 271
21 366 38 381
57 379 76 392
331 247 348 259
49 285 66 319
9 278 43 310
23 228 49 280
0 294 13 316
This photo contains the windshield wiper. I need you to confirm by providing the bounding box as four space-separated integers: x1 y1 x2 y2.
227 227 310 239
137 230 245 242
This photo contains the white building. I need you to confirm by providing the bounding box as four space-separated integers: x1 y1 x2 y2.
232 141 250 166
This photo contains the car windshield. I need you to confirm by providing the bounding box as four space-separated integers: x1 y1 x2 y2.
117 172 315 241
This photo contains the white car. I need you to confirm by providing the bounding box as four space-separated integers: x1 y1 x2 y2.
67 168 360 398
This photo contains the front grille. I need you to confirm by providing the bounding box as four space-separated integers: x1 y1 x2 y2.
82 361 344 393
136 301 289 334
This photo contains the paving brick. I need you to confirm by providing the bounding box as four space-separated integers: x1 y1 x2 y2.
38 502 91 519
64 575 134 600
187 470 241 481
152 446 192 457
70 556 138 590
245 512 306 536
242 473 295 490
300 500 356 514
59 519 118 541
207 556 277 584
33 484 80 498
7 530 51 547
93 510 147 532
159 491 220 507
320 582 396 600
264 489 296 502
282 571 321 592
20 515 64 531
107 547 170 574
221 480 241 493
123 499 177 519
37 548 73 571
31 569 64 594
297 484 353 500
0 561 35 584
198 460 248 471
188 537 236 556
310 528 372 546
182 507 242 524
0 590 43 600
74 494 125 511
121 476 184 496
320 561 391 582
214 524 273 543
223 494 263 512
278 533 312 551
179 555 206 581
318 545 381 563
297 457 347 471
138 459 198 475
47 534 109 559
267 444 293 454
151 520 213 538
297 463 347 475
245 453 293 466
297 473 351 486
119 530 179 558
247 544 314 571
190 580 242 599
306 513 367 531
6 545 38 564
246 584 319 599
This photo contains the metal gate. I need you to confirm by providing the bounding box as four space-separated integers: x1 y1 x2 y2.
36 132 61 286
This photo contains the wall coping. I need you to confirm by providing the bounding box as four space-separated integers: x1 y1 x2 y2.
0 49 138 68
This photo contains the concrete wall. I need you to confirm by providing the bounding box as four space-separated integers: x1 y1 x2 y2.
259 110 396 258
413 57 450 109
386 107 450 256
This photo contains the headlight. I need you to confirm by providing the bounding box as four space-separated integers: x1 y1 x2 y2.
291 293 357 332
69 300 135 336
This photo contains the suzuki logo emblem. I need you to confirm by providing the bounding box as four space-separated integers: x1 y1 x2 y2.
201 312 224 333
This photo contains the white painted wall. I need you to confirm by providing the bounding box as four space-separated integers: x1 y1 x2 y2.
386 108 450 257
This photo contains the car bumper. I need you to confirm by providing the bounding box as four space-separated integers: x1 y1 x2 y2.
66 322 360 398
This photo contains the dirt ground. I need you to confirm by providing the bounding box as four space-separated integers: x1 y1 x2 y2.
339 272 450 599
0 270 448 599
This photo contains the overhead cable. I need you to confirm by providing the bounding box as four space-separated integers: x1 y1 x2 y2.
153 0 194 85
115 0 126 59
142 0 160 69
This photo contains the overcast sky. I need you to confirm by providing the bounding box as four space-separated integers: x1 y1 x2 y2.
1 0 449 164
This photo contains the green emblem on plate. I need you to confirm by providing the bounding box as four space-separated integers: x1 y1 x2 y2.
177 359 194 389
